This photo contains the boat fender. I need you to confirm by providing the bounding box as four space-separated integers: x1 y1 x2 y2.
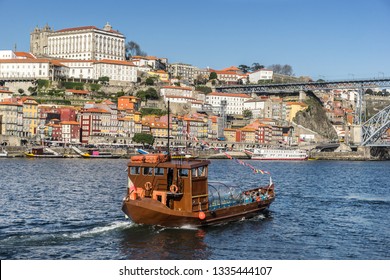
170 184 179 193
144 182 152 191
198 211 206 220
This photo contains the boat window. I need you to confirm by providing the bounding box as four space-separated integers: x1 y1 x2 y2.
198 166 206 177
154 167 164 176
130 166 140 175
143 167 152 176
191 168 197 178
179 168 188 177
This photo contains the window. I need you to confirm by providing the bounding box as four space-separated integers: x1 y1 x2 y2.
154 167 164 176
143 167 152 175
179 168 188 177
198 166 206 177
130 166 140 175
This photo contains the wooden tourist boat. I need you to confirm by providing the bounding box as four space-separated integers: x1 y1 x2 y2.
122 153 275 227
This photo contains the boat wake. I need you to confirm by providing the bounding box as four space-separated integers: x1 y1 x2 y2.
346 195 390 205
0 221 135 249
65 221 135 239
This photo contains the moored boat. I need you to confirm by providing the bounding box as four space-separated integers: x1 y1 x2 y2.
122 153 275 227
0 148 8 157
81 149 121 158
70 146 121 158
25 147 64 158
244 148 308 160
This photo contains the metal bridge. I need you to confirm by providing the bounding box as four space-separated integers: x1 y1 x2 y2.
361 104 390 146
216 77 390 147
215 77 390 93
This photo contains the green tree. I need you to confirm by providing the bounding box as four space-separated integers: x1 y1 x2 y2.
98 76 110 85
195 86 212 94
251 62 264 72
132 133 154 146
145 87 159 100
238 65 250 73
243 109 253 119
209 72 218 80
145 77 155 86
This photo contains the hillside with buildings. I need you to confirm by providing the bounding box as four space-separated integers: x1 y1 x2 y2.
2 22 388 148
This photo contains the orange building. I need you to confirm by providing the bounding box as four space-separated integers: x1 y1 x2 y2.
118 96 140 111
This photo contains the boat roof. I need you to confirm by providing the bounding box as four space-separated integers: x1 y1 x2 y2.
127 158 210 169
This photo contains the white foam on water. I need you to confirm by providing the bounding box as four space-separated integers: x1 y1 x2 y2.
65 220 135 239
346 194 390 204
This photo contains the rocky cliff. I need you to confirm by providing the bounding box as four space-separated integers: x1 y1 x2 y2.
294 92 338 140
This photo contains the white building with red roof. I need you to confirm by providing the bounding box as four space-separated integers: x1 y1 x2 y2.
205 92 251 115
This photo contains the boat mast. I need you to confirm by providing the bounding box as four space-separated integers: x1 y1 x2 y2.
167 100 170 156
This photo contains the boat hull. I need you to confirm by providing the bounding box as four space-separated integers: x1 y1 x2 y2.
122 196 274 227
250 156 308 160
244 148 308 161
81 154 121 158
25 153 64 158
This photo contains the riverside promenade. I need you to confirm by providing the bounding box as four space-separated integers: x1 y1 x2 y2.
2 145 389 160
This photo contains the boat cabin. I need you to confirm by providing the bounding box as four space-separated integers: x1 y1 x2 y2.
128 154 210 213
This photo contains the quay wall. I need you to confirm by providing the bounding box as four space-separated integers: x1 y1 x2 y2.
310 146 372 161
3 146 388 161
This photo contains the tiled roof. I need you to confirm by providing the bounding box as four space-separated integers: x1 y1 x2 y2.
56 25 123 35
162 86 192 91
94 59 135 66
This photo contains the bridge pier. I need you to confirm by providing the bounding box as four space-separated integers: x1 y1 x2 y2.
299 90 306 101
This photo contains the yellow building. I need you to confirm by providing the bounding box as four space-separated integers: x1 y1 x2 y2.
223 128 236 142
150 122 168 139
21 97 39 137
148 70 169 82
286 101 308 122
239 127 256 143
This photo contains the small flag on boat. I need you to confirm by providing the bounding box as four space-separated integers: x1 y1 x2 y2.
128 178 136 193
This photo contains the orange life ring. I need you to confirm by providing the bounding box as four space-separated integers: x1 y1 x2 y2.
170 184 179 193
144 182 152 191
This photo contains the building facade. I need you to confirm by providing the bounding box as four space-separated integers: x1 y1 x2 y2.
30 23 125 61
205 92 251 115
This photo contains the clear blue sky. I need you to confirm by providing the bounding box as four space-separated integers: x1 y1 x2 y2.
1 0 389 80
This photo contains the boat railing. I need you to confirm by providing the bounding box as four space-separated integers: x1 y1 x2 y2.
208 181 274 210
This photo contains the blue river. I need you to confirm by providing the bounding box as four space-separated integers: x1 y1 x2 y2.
0 158 389 259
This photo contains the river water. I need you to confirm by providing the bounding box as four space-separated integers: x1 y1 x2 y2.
0 158 389 260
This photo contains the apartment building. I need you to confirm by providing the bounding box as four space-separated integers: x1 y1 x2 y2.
205 92 251 115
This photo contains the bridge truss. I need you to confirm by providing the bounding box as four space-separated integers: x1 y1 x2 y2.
361 104 390 146
216 77 390 93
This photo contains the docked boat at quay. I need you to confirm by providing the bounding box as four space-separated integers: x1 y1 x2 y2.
71 146 121 158
0 147 8 157
244 147 308 160
122 153 275 227
25 147 64 158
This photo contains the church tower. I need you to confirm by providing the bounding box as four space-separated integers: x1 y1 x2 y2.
30 24 53 56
